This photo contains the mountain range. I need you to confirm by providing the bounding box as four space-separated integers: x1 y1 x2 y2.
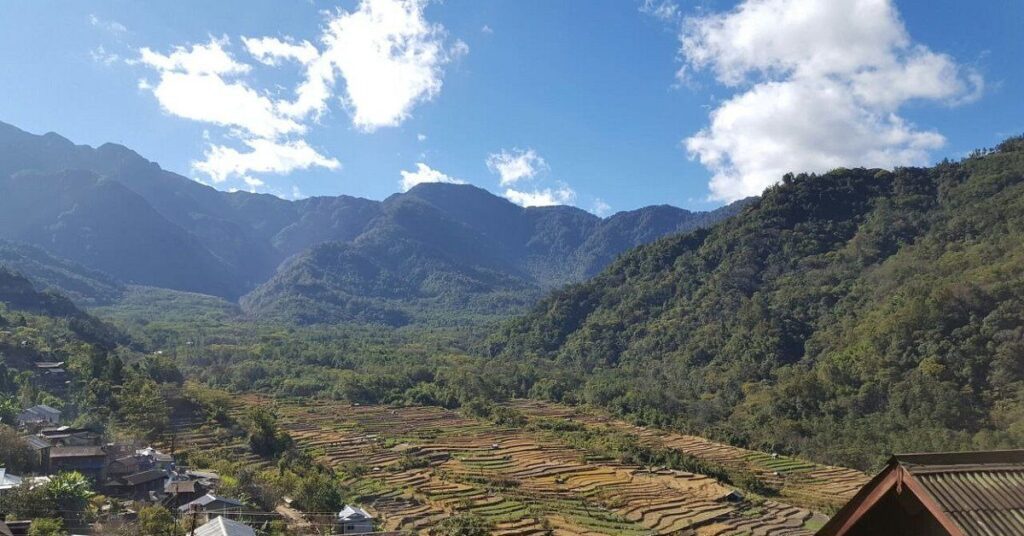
488 137 1024 468
0 121 747 325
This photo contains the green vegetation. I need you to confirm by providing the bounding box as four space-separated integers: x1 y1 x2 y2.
490 138 1024 469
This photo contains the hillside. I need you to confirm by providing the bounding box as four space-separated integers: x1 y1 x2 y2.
489 137 1024 470
0 240 124 306
242 184 749 325
0 121 743 324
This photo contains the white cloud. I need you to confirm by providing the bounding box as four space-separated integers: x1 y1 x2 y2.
193 138 340 184
139 38 304 139
89 14 127 35
320 0 457 131
504 186 576 208
291 185 306 200
242 36 319 66
591 198 613 217
90 46 121 65
135 0 464 188
640 0 679 22
486 148 548 186
399 163 465 191
679 0 983 201
481 25 494 35
242 175 266 193
417 133 427 142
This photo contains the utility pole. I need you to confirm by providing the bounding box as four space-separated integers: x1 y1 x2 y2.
188 510 198 536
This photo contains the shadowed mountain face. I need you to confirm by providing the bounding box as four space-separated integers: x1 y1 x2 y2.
0 120 747 324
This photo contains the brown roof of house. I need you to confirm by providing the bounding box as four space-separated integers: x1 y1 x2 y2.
819 450 1024 536
165 480 198 494
121 469 168 486
898 450 1024 536
50 446 106 459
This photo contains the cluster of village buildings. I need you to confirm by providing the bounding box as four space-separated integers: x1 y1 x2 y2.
2 404 376 535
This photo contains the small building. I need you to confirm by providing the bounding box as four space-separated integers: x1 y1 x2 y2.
136 446 174 470
179 493 247 522
16 405 61 427
818 450 1024 536
106 469 168 500
337 505 374 534
164 479 205 509
49 445 108 480
39 427 101 447
0 469 22 493
22 435 51 472
193 516 256 536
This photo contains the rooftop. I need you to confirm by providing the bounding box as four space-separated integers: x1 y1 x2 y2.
819 450 1024 536
50 446 106 459
194 516 256 536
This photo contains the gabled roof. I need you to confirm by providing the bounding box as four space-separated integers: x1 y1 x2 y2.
0 469 22 489
818 450 1024 536
22 435 51 450
165 479 198 494
25 404 60 416
338 504 373 521
50 446 106 459
178 493 246 512
121 469 168 486
194 516 256 536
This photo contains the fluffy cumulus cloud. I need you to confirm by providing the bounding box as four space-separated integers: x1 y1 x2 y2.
193 138 341 184
135 0 462 190
485 148 548 186
503 186 577 208
678 0 983 201
399 163 465 191
320 0 461 131
485 148 579 208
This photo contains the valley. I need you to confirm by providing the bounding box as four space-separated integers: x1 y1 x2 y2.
161 393 867 535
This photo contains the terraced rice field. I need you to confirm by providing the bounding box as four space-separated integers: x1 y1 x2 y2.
507 401 868 512
185 396 862 535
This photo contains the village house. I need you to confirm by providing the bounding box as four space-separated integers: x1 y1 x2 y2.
193 516 256 536
15 404 60 427
0 469 22 494
817 450 1024 536
21 435 51 472
49 445 108 480
105 468 168 501
38 426 101 446
179 493 248 523
337 504 374 534
164 478 206 509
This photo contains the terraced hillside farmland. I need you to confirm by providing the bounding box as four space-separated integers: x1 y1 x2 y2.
162 396 869 535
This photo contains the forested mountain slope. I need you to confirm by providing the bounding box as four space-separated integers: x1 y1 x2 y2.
0 121 744 323
241 184 750 325
489 137 1024 469
0 240 124 306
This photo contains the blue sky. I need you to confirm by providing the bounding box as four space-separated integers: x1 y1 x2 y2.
1 1 1021 213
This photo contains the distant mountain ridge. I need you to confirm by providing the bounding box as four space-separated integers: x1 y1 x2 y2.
0 120 748 324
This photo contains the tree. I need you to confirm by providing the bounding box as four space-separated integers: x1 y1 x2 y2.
46 471 94 522
116 377 170 439
246 407 292 457
294 471 343 513
428 514 493 536
138 505 178 536
28 518 66 536
0 424 35 472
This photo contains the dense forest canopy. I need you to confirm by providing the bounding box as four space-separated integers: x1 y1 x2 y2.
487 137 1024 469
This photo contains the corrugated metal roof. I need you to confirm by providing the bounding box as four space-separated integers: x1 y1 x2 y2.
194 517 255 536
900 451 1024 536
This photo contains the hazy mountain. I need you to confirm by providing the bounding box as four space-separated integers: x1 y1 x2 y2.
0 120 745 323
242 183 750 325
0 240 124 306
487 138 1024 468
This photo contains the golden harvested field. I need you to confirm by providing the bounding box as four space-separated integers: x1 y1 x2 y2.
159 396 870 535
